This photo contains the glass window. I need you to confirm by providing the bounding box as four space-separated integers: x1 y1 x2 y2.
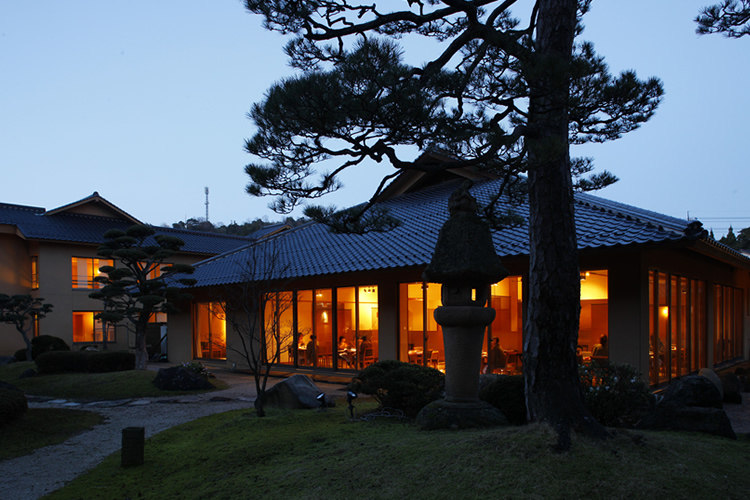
264 292 294 365
649 270 713 385
487 276 524 374
71 257 113 289
297 290 315 366
72 312 114 343
399 282 444 371
314 289 333 368
714 284 743 365
335 286 379 370
31 256 39 289
193 302 226 360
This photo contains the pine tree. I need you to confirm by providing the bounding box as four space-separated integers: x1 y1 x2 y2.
243 0 663 446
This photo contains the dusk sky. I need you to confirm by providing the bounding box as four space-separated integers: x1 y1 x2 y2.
1 1 748 236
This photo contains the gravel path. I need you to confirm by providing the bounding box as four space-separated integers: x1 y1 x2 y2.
0 371 347 500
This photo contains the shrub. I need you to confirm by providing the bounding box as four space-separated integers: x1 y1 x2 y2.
0 382 28 426
181 361 210 378
31 335 70 359
479 374 527 425
579 362 654 428
36 351 135 374
349 360 444 418
13 335 71 361
36 351 89 374
86 351 135 373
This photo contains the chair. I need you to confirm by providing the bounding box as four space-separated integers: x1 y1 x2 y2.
429 350 440 368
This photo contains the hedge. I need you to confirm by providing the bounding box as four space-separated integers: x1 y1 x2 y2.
35 351 135 374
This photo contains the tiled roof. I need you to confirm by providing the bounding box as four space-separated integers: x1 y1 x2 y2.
186 177 735 287
0 201 252 256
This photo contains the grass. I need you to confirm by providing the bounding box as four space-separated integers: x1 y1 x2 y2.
0 408 104 461
46 401 750 500
0 362 227 401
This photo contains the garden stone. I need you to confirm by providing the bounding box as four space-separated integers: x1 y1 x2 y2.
698 368 723 399
638 405 736 439
153 365 213 391
19 368 37 379
263 374 330 410
660 375 722 409
721 373 743 404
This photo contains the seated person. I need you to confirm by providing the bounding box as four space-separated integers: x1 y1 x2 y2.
591 335 609 366
487 337 506 373
337 335 354 367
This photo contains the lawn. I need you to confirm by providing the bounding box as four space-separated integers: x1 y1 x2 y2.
0 361 227 400
0 361 227 462
0 408 104 461
46 402 750 500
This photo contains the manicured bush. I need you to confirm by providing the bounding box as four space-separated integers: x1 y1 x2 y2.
479 374 527 425
86 351 135 373
579 362 654 428
0 382 28 426
349 360 444 418
13 335 71 361
36 350 135 374
36 351 89 374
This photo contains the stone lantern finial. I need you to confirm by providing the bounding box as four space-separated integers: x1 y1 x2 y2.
423 182 509 306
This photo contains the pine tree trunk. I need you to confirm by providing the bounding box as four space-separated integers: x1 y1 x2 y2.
523 0 606 448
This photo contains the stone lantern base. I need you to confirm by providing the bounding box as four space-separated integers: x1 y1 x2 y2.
416 399 508 430
415 304 508 430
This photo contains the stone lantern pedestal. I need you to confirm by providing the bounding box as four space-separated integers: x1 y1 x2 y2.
415 183 509 430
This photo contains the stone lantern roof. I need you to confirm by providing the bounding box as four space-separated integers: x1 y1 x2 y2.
423 182 509 288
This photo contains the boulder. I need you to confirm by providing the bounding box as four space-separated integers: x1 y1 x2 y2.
721 373 743 404
638 405 736 439
19 368 37 379
153 366 213 391
0 356 15 366
660 375 722 409
263 374 330 410
698 368 723 399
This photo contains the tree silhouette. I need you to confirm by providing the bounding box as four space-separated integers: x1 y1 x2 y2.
244 0 663 446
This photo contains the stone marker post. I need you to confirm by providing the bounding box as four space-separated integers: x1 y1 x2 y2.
416 182 510 429
121 426 145 467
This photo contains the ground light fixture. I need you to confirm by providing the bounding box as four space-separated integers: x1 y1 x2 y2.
316 392 326 410
346 390 358 419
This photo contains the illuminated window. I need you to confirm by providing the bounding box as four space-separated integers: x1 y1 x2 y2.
72 312 115 343
264 292 294 366
579 270 609 366
399 282 444 371
487 276 524 374
31 256 39 289
71 257 113 289
649 270 708 385
146 263 170 280
149 312 168 323
714 284 743 365
336 286 379 370
262 286 379 370
193 302 226 360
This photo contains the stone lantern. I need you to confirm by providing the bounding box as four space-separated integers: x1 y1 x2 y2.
416 182 510 429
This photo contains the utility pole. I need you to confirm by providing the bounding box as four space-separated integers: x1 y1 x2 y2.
204 187 209 222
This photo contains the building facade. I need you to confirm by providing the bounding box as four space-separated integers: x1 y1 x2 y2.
168 174 750 386
0 193 263 356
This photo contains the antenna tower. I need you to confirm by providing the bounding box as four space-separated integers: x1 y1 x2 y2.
204 187 209 222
